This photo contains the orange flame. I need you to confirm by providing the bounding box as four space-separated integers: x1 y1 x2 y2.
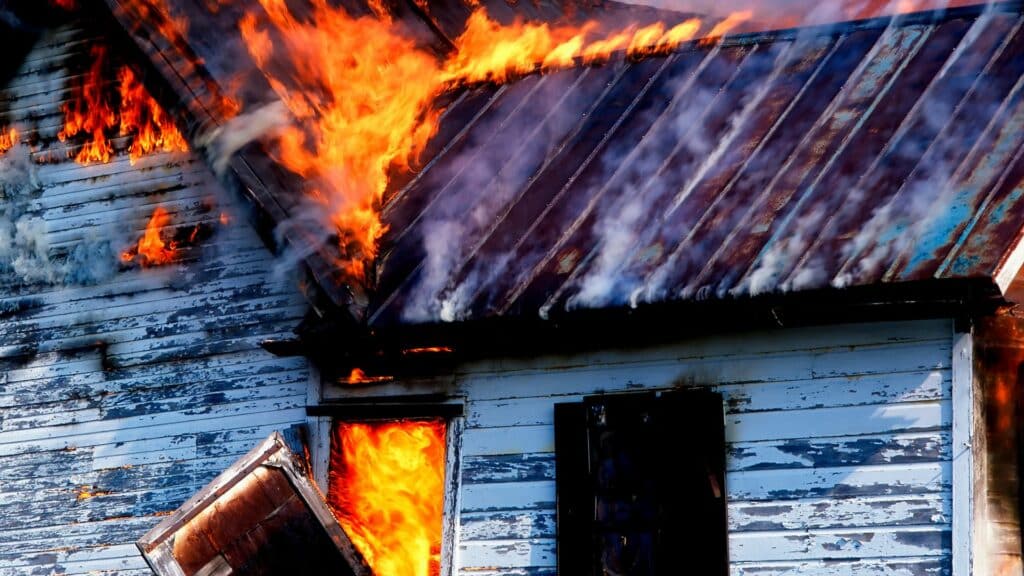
0 128 17 154
345 368 393 384
401 346 454 355
239 3 751 284
328 419 447 576
121 206 178 266
59 45 118 165
118 66 189 164
58 45 187 165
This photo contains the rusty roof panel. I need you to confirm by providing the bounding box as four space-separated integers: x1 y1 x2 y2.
371 4 1024 326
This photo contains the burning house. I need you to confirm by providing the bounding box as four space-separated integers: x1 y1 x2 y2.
3 0 1024 574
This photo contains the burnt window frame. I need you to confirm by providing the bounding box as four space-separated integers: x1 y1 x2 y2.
307 400 465 576
555 389 728 576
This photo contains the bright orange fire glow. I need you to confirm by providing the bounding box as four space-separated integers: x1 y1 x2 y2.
58 44 187 165
118 67 189 164
329 419 447 576
345 368 393 385
238 3 750 284
59 45 118 165
0 128 17 154
121 206 178 266
401 346 455 355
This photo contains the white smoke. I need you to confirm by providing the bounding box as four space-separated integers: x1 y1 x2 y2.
199 100 292 175
0 143 119 287
0 143 57 285
401 71 592 322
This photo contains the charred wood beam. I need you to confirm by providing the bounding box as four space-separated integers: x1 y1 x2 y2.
306 401 463 420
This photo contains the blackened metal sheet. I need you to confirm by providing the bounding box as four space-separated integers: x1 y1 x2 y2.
372 3 1024 326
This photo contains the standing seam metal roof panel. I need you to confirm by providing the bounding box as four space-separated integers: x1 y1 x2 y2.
371 3 1024 326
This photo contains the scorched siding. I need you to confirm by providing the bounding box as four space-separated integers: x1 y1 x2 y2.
0 19 308 575
449 319 954 575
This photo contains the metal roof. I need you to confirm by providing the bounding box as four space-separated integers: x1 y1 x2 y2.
98 0 1024 327
369 3 1024 326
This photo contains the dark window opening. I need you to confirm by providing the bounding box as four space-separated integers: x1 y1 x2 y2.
555 390 728 576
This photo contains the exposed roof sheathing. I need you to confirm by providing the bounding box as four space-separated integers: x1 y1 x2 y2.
371 3 1024 325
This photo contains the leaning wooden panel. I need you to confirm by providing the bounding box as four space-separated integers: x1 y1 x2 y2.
136 432 372 576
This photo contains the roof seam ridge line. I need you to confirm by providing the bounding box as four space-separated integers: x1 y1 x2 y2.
647 22 929 301
415 62 636 317
950 135 1024 284
535 45 736 314
643 42 811 298
506 49 725 315
880 29 1024 282
881 15 1024 282
663 39 839 293
683 36 849 294
931 72 1024 275
368 70 595 325
385 76 553 248
457 53 684 314
826 16 1000 285
773 25 935 289
380 89 471 216
934 84 1024 278
721 25 902 294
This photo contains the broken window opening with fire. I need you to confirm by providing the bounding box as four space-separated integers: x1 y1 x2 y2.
137 419 454 576
327 418 450 576
555 390 727 576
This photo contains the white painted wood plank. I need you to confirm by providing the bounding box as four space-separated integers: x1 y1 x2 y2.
465 371 950 428
455 319 951 379
461 401 950 457
729 526 949 562
729 555 951 575
951 330 974 576
459 539 557 569
727 462 951 501
457 341 951 403
0 406 307 456
460 494 951 540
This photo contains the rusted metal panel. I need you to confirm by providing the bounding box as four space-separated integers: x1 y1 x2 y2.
137 432 371 576
368 4 1024 326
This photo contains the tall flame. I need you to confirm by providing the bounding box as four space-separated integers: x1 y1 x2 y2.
118 66 189 164
59 45 118 164
121 206 178 266
239 3 749 282
328 419 447 576
58 44 188 165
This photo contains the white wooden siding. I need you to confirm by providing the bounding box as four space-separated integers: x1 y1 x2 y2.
0 20 307 574
448 319 955 575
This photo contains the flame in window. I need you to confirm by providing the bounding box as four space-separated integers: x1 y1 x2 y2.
328 419 447 576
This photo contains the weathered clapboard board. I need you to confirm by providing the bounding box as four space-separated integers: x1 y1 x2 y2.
325 318 956 575
0 18 309 575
